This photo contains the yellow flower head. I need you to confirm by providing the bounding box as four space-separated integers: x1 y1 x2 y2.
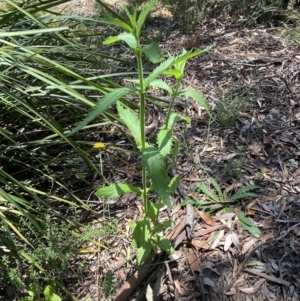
93 142 105 149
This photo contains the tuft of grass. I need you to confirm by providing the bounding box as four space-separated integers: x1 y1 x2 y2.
215 90 249 127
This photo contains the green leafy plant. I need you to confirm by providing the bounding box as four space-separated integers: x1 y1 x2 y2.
66 0 212 264
183 177 259 210
19 283 62 301
99 270 117 298
238 211 261 238
183 177 261 236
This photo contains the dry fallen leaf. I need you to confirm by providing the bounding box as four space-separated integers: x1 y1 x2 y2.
260 218 274 228
239 278 265 294
198 210 216 226
249 144 263 156
224 233 233 252
210 230 225 249
242 237 257 255
186 248 201 274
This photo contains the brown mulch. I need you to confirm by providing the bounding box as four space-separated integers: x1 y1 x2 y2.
77 15 300 301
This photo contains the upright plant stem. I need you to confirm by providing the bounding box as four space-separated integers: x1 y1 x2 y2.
136 49 148 214
165 80 181 129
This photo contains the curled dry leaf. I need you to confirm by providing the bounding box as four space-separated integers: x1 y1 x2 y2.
231 232 242 251
242 237 257 255
225 287 237 295
191 238 211 250
210 230 225 249
239 278 265 294
224 233 233 252
198 210 216 226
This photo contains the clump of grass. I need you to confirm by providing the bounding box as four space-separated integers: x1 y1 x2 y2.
215 90 249 127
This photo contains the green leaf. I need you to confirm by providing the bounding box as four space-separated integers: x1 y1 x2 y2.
169 174 180 193
238 211 261 238
149 79 173 93
172 46 213 66
172 140 180 163
153 220 173 234
117 101 142 148
157 128 172 157
44 284 61 301
95 183 142 198
99 17 132 32
208 177 224 201
181 198 195 206
148 202 163 224
167 112 188 129
68 87 134 136
144 55 175 89
124 5 137 29
130 217 151 247
136 0 157 37
130 217 152 263
163 69 182 79
179 89 211 116
196 182 220 202
136 244 152 264
142 42 164 63
157 237 175 254
142 146 171 207
230 185 259 200
103 32 138 50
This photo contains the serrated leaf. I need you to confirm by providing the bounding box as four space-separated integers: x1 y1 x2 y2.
44 285 61 301
157 237 174 254
196 182 220 202
124 5 137 28
136 244 152 264
157 128 172 157
208 177 224 201
99 17 132 32
131 217 151 247
142 146 171 207
68 87 134 136
117 101 142 148
169 174 180 193
136 0 157 37
148 202 163 224
231 185 259 200
167 112 183 129
181 198 195 206
95 183 141 198
172 46 213 66
163 69 182 79
131 217 152 264
142 42 164 63
179 89 211 116
104 32 138 50
149 79 173 93
144 55 175 89
153 221 173 234
238 211 261 238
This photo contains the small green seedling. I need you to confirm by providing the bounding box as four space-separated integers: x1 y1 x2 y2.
19 284 61 301
183 177 261 236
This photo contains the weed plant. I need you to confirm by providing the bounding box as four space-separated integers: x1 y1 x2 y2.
71 0 212 264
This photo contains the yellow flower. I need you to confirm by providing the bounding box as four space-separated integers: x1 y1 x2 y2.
93 142 105 149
